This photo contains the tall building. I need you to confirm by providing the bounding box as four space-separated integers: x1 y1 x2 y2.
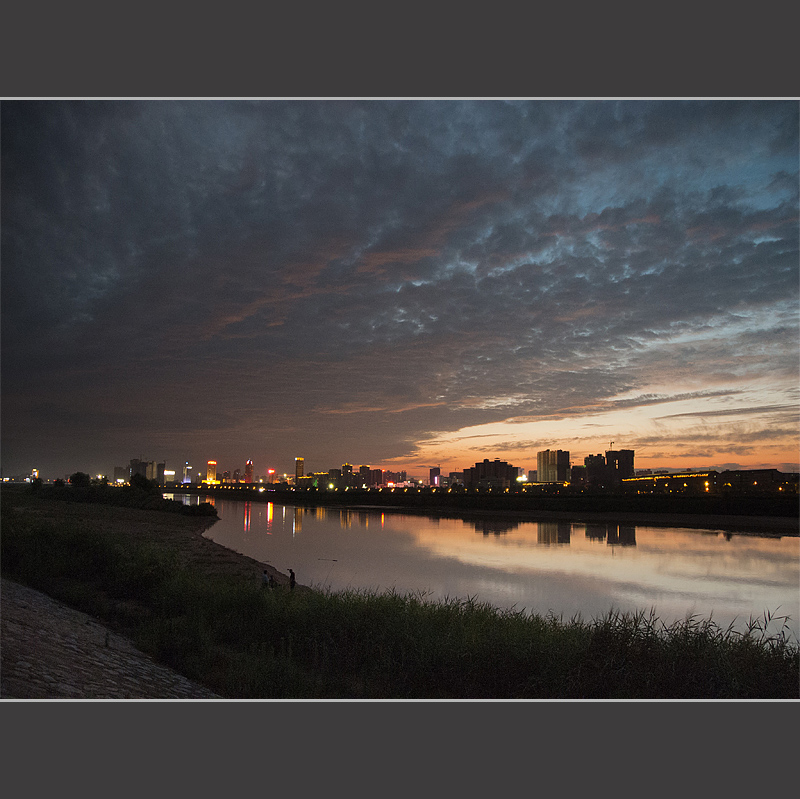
182 462 193 484
429 467 441 486
295 457 304 480
206 460 217 482
245 459 254 483
606 449 635 485
341 463 353 487
584 454 607 487
537 450 570 483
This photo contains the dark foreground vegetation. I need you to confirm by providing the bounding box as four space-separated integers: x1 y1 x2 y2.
2 498 797 699
27 473 218 517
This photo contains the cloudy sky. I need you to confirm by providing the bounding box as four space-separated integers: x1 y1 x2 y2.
2 100 798 481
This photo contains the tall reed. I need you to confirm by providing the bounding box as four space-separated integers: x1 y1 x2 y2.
3 502 797 699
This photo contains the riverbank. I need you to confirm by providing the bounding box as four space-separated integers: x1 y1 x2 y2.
2 492 798 698
2 491 294 586
1 578 220 699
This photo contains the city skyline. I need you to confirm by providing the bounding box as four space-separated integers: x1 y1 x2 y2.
2 100 798 481
13 442 792 487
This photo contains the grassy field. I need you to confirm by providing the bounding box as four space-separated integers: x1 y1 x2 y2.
2 490 798 699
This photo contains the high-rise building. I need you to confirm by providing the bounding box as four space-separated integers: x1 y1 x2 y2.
536 450 570 483
584 454 607 486
341 463 353 487
182 462 193 484
429 467 441 486
295 458 304 480
606 449 635 485
245 459 254 483
207 460 217 482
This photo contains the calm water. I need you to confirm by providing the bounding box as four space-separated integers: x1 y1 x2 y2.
167 494 800 642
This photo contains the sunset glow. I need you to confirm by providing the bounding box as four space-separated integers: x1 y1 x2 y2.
2 100 797 480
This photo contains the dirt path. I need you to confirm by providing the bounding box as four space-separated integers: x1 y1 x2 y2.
1 578 221 699
1 498 296 700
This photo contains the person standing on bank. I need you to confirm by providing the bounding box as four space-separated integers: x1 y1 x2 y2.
288 569 296 591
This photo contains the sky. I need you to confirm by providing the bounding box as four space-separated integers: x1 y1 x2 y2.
2 99 798 481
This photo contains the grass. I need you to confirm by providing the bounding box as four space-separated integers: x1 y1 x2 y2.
2 499 798 699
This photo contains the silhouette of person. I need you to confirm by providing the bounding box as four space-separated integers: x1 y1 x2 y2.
262 569 270 588
288 568 296 591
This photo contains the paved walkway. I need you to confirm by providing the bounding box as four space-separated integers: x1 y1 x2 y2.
1 579 220 699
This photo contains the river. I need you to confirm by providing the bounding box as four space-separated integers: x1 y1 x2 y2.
166 494 800 643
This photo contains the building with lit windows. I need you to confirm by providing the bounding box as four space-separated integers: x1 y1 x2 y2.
206 461 217 483
537 450 570 483
245 459 254 483
606 449 635 485
295 457 304 481
623 469 798 495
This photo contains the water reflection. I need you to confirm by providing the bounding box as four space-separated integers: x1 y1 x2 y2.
472 519 517 536
164 494 799 641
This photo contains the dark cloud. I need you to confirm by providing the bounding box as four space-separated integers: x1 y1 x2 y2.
2 99 797 478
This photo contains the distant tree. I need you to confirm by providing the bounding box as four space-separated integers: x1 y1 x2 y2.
69 472 91 488
129 472 158 494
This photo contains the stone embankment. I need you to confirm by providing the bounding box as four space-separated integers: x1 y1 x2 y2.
1 578 220 699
